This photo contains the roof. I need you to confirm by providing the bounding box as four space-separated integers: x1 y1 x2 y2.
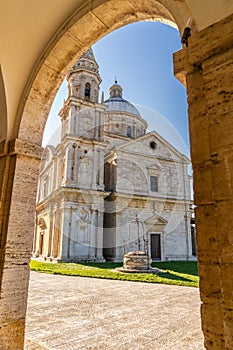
104 97 141 116
104 80 141 117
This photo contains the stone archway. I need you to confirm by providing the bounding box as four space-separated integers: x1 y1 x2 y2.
1 0 233 349
15 0 193 146
1 2 187 347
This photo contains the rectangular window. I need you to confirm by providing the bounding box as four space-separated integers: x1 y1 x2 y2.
150 176 158 192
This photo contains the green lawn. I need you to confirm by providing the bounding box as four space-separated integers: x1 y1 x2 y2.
30 260 199 288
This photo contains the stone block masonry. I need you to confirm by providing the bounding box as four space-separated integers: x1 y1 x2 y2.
174 12 233 350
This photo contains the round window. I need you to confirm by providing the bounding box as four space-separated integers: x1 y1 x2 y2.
150 141 157 150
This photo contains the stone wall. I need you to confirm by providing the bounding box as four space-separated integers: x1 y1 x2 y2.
115 141 190 200
113 198 192 261
0 3 232 348
174 13 233 350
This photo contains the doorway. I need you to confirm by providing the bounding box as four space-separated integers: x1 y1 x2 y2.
150 233 161 260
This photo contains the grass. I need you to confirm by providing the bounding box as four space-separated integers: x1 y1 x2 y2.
30 260 199 288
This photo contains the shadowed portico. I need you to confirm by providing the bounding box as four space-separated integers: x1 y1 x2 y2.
0 1 233 349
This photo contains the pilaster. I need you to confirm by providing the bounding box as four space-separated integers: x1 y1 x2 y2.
96 209 104 260
51 207 61 259
60 203 73 261
98 148 105 188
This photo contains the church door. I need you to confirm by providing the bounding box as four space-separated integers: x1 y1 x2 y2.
150 234 161 260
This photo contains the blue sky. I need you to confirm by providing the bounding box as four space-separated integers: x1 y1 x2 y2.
43 21 189 155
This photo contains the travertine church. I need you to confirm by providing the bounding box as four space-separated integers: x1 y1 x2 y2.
33 48 194 262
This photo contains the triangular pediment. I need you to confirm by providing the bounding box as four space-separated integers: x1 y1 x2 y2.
112 131 190 163
147 164 162 171
144 214 167 226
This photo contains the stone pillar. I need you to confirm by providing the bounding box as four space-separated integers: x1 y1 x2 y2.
0 138 42 350
174 13 233 350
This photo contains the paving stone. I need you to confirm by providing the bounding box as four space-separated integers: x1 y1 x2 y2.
25 271 204 349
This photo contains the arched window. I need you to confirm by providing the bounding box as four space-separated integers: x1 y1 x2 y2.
85 83 91 101
126 126 132 137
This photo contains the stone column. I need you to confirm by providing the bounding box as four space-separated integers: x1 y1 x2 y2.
0 138 42 350
174 13 233 349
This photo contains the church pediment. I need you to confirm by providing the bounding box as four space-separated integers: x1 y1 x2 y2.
144 215 167 226
147 164 162 171
113 131 190 163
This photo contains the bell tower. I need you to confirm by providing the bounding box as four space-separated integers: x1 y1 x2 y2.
58 48 106 190
67 48 101 103
59 47 105 141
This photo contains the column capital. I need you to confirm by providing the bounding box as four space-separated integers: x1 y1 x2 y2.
174 13 233 85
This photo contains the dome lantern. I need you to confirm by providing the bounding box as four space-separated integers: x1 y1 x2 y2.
109 79 123 98
104 79 141 117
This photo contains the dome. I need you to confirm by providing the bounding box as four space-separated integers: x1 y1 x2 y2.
104 97 141 116
104 80 141 117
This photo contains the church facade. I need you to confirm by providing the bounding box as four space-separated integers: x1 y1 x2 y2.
33 48 194 262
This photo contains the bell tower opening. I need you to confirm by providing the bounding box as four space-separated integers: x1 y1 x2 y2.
85 82 91 101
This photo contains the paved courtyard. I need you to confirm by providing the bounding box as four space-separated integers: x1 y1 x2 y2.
25 271 204 350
